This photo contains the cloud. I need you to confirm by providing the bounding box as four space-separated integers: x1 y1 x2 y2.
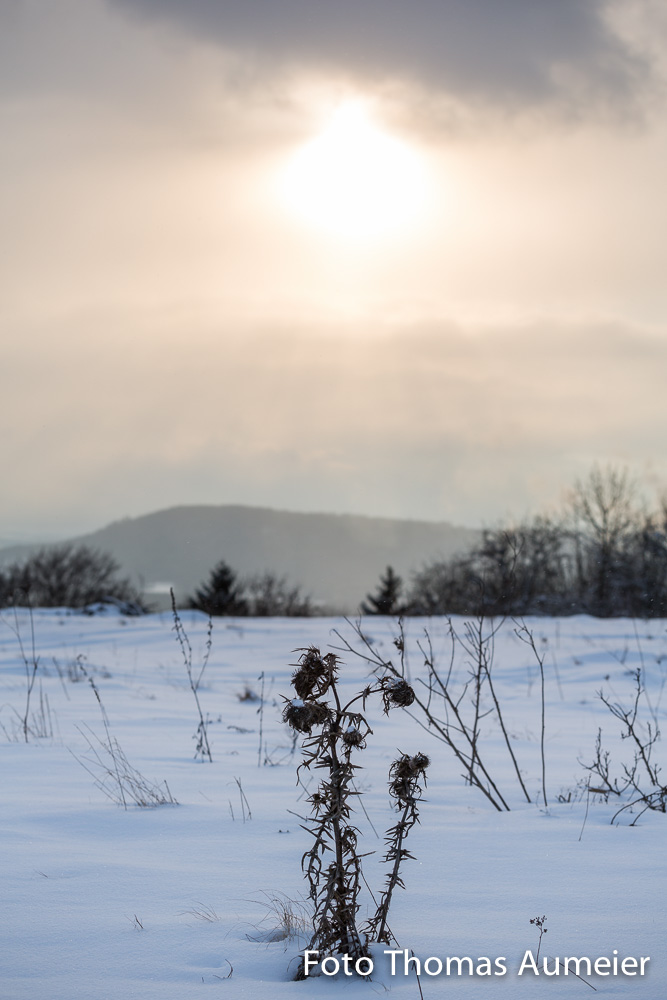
1 313 665 533
109 0 650 113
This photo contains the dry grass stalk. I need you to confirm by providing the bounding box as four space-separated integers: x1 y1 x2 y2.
170 589 213 762
74 723 178 808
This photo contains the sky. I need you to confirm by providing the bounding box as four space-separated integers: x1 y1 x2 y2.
2 0 667 539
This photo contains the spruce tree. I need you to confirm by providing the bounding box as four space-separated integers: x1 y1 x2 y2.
361 565 403 615
188 560 248 616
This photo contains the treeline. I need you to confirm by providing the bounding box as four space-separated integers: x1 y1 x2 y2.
0 546 313 616
363 467 667 618
4 467 666 618
186 559 313 617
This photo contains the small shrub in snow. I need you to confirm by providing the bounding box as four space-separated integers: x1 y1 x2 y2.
335 616 531 811
583 668 666 824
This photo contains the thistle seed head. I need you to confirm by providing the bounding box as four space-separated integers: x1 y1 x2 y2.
388 752 430 802
282 698 331 733
381 677 416 712
291 647 339 699
342 726 365 749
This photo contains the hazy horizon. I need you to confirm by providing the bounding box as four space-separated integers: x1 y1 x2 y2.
0 498 479 549
3 1 667 538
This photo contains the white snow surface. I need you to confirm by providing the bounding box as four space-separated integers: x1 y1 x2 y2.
1 609 665 999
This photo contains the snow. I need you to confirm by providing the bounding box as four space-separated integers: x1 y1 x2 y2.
1 609 665 998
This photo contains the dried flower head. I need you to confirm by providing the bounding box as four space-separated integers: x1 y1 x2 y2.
282 698 331 734
342 726 365 749
291 647 338 699
388 752 430 802
381 677 416 712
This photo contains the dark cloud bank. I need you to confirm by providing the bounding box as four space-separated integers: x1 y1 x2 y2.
111 0 646 108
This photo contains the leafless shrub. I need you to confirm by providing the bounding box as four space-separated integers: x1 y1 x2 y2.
334 617 531 811
583 668 666 824
245 572 313 617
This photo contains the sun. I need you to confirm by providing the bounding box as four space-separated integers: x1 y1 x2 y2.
282 101 425 242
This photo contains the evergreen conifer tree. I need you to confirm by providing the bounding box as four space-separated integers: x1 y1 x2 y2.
188 560 248 616
361 565 403 615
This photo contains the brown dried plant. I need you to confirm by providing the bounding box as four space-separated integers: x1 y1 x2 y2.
283 646 427 980
364 752 430 945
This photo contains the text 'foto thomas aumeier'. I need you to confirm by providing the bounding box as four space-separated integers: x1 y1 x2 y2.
301 948 651 979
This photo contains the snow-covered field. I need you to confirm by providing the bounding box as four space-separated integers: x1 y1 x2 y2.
1 609 665 999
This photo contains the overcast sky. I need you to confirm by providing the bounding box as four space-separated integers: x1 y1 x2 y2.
2 0 667 538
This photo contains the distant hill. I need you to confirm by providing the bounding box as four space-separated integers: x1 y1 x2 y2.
0 505 478 612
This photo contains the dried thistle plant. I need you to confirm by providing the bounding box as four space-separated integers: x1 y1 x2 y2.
283 646 424 980
364 752 430 945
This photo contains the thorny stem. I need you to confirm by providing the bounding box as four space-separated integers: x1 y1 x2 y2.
328 734 360 956
365 752 429 946
377 802 411 941
373 798 414 944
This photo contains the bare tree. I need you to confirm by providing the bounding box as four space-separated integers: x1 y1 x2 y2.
245 572 313 616
0 544 145 611
568 465 639 616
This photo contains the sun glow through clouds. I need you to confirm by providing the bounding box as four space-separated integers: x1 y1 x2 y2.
282 101 426 242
